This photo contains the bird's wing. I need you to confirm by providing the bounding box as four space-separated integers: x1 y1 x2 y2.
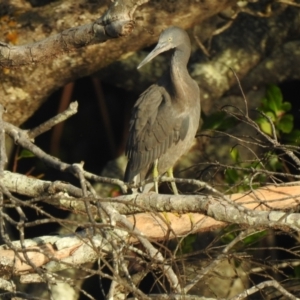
125 84 189 182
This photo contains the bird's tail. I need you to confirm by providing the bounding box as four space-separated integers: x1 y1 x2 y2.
124 163 154 193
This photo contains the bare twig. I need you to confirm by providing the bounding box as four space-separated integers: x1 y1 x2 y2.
229 280 300 300
0 104 7 173
3 122 128 193
29 101 78 139
50 84 75 156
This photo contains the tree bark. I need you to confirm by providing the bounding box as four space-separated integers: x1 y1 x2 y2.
1 181 300 279
0 0 235 125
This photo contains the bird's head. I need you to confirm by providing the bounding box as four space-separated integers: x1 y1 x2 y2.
137 26 189 69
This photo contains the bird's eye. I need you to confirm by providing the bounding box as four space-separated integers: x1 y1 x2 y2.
168 37 172 42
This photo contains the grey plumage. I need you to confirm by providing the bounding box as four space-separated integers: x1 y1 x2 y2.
125 26 201 190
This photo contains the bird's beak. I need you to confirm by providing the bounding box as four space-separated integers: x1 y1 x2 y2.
137 42 172 69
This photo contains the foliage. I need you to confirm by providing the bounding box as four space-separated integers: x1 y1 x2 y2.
202 84 298 193
18 149 35 159
221 225 267 249
256 84 300 145
201 111 238 131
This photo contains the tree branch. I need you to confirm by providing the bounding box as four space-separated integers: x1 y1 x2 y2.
0 0 138 67
1 181 300 281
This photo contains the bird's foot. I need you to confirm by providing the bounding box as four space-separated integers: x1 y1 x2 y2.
162 212 171 224
188 213 195 227
171 181 178 195
167 168 179 195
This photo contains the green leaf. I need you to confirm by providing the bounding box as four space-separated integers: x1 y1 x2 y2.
278 114 294 134
256 117 272 136
265 111 276 121
18 149 35 159
230 147 239 162
225 169 239 184
242 230 267 246
221 224 239 244
256 111 277 136
260 98 269 111
283 129 300 145
202 111 237 131
178 235 197 255
267 154 281 171
266 84 283 114
222 228 267 250
281 101 292 112
202 111 226 130
221 231 237 244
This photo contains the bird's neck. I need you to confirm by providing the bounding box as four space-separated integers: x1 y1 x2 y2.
169 45 192 101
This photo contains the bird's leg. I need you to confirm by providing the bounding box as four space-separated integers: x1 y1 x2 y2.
166 168 179 221
167 168 196 225
153 159 159 193
167 168 178 195
149 162 173 224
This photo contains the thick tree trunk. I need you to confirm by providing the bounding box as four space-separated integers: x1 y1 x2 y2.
0 0 234 125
